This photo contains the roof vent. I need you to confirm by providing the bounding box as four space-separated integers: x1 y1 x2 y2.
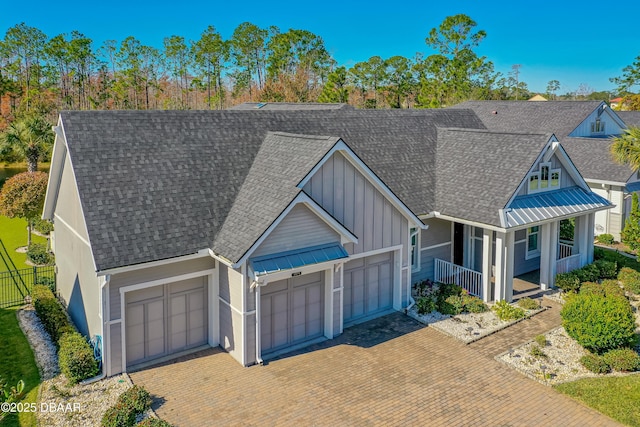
491 110 498 115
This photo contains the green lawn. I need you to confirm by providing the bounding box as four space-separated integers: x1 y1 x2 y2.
555 376 640 426
0 216 47 272
0 308 40 427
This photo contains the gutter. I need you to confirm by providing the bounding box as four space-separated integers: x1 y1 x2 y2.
81 274 111 384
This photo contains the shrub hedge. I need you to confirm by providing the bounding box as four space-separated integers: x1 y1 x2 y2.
594 259 617 279
603 348 640 372
580 354 610 374
59 332 99 385
618 267 640 295
595 233 615 245
26 243 53 265
561 293 637 354
555 272 581 293
492 300 525 321
102 386 152 427
32 285 73 344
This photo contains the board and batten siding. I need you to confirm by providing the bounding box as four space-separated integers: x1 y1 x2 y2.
302 151 409 260
513 229 540 276
568 108 625 138
252 204 340 257
590 183 625 240
107 257 216 374
413 218 453 283
53 151 101 340
518 151 577 197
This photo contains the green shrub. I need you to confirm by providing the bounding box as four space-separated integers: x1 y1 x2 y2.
435 283 463 314
102 402 136 427
462 293 488 313
31 284 54 304
492 300 526 321
59 332 99 385
118 385 152 414
137 419 173 427
594 259 618 279
35 275 56 291
596 233 615 245
443 295 464 315
580 354 610 374
517 297 539 310
579 282 605 296
35 298 71 344
32 218 54 235
530 345 547 358
561 293 637 354
575 263 601 283
619 267 640 295
26 243 53 265
602 348 640 372
535 334 547 347
555 272 581 293
415 295 436 315
601 279 626 299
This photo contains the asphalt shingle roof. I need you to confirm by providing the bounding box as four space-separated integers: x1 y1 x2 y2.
229 102 354 111
560 137 635 184
60 109 485 270
449 100 603 138
435 128 551 226
617 111 640 128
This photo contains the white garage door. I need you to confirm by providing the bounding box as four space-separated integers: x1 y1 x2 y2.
126 276 208 367
343 251 393 325
261 271 324 355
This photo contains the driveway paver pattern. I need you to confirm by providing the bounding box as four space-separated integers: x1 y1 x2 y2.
130 312 619 426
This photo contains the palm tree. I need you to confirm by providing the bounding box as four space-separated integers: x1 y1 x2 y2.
0 115 53 172
611 127 640 170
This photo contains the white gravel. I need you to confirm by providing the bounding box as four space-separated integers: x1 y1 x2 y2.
16 305 139 427
17 306 59 380
407 304 545 344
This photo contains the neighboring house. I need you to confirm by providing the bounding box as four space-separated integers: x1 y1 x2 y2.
229 102 354 111
610 97 623 110
43 108 610 376
449 100 634 240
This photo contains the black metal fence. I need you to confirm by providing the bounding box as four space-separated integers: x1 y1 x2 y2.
0 266 56 308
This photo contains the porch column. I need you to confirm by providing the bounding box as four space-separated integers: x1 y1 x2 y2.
494 230 514 302
539 221 558 290
586 213 595 263
575 215 589 267
481 229 493 302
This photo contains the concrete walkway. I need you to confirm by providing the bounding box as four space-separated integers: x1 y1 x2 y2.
130 310 619 427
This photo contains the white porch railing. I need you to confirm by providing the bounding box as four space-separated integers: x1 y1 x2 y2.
558 241 573 259
434 258 483 297
556 253 581 274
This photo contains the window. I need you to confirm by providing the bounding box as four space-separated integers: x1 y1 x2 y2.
591 118 605 134
526 226 540 259
410 228 419 271
528 162 561 193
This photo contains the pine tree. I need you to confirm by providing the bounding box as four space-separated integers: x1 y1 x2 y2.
622 192 640 253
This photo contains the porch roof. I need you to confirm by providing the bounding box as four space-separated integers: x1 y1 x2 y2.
250 242 348 276
503 186 611 228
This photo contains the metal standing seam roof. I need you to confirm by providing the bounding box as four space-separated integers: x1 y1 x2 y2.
503 186 611 228
250 242 348 276
626 181 640 192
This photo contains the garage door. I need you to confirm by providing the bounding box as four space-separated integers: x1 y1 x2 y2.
261 271 324 355
126 276 208 367
343 251 393 325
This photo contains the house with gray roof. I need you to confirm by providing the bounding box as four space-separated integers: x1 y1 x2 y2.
449 100 636 241
43 108 610 376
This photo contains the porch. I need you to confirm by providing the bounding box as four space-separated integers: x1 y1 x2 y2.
433 214 594 302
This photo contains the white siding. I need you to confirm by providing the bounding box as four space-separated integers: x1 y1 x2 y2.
252 204 340 257
303 151 409 257
218 264 245 365
55 153 90 241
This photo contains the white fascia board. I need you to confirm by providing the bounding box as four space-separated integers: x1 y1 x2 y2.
97 249 212 276
233 191 358 269
297 139 426 230
585 178 628 187
420 212 506 233
43 116 67 220
603 106 627 129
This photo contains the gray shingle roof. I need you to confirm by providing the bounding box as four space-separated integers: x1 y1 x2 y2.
449 100 603 138
60 109 485 270
435 128 551 226
560 137 634 184
212 132 340 262
617 111 640 128
229 102 354 111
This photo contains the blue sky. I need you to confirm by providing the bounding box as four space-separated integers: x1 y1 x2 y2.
2 0 639 95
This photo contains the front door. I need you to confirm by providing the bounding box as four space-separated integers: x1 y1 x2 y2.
453 222 464 266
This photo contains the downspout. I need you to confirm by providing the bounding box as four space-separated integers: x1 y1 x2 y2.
81 274 111 384
251 274 265 366
406 295 416 313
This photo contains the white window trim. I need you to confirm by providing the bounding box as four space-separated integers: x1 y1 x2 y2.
528 162 562 194
410 228 420 272
591 118 605 134
525 226 540 260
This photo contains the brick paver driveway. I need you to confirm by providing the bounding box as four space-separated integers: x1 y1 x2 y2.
130 312 618 426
